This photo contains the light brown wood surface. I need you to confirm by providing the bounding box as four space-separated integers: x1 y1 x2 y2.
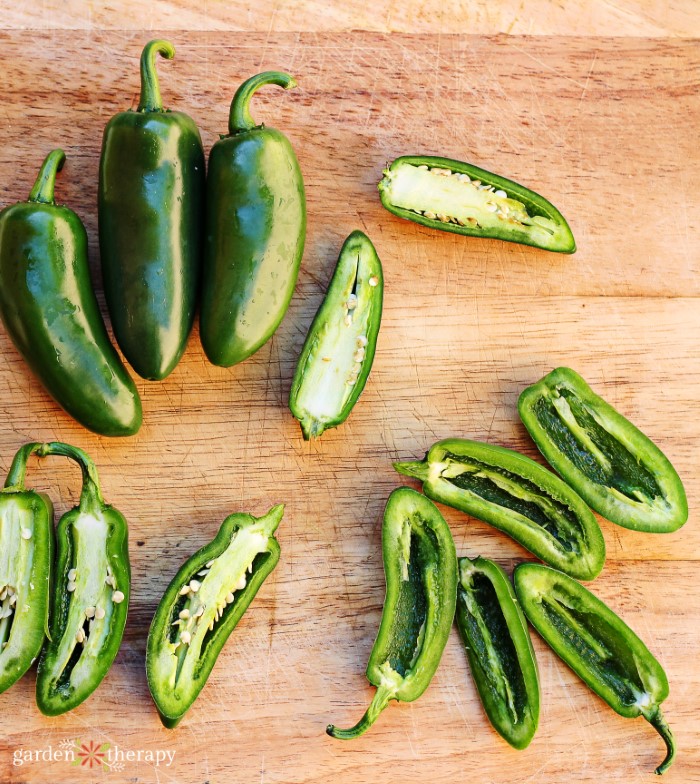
0 28 698 784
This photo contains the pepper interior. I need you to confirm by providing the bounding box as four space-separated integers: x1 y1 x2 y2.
381 161 559 241
458 562 527 725
538 583 654 709
439 452 585 551
0 501 35 655
532 387 665 507
291 249 377 437
166 525 272 688
47 512 119 693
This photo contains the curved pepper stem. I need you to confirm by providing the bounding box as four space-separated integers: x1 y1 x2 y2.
3 442 45 490
28 149 66 205
36 442 105 515
138 39 175 112
646 707 675 775
393 460 430 481
326 682 395 740
228 71 296 134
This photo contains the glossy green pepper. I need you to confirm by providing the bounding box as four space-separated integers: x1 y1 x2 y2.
200 71 306 366
515 563 675 775
36 443 130 715
518 368 688 533
395 439 605 580
378 155 575 253
327 487 457 739
147 505 283 728
99 40 205 380
456 556 539 749
289 230 383 439
0 151 142 436
0 444 54 695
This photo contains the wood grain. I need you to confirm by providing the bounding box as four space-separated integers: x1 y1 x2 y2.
1 0 698 37
0 31 697 784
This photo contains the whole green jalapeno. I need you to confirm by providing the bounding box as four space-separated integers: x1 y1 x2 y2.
518 368 688 533
99 40 205 380
0 151 142 436
456 556 539 749
147 504 283 728
379 155 575 253
36 442 130 715
0 444 54 695
200 71 306 367
327 487 457 739
289 230 383 439
515 563 675 775
395 439 605 580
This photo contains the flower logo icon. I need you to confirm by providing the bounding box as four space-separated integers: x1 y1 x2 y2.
72 739 111 770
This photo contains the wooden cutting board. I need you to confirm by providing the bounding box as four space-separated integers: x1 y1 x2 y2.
0 31 697 784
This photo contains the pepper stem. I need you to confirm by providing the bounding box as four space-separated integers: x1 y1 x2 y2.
393 460 429 481
646 707 676 775
3 442 46 490
326 682 395 740
28 150 66 204
138 39 175 112
36 442 105 514
228 71 296 135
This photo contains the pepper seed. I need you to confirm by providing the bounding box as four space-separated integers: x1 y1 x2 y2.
85 606 95 619
75 628 85 644
112 590 125 604
189 580 201 593
67 582 76 592
179 609 190 620
179 585 191 596
95 607 106 620
180 631 191 645
21 528 32 540
68 569 77 582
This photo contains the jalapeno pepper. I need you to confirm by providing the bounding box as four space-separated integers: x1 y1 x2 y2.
514 563 675 775
0 151 142 436
518 368 688 533
395 439 605 580
456 556 539 749
99 40 205 380
289 230 383 439
200 71 306 367
147 504 283 728
327 487 457 739
378 155 575 253
35 443 130 716
0 444 54 695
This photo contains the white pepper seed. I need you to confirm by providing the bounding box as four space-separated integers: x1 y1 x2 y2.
485 202 498 212
75 628 85 644
189 580 201 593
68 569 77 581
180 631 191 645
67 582 76 592
226 592 235 604
179 609 190 620
368 276 379 287
194 606 205 618
85 606 95 619
95 607 106 620
112 590 125 604
21 528 32 540
354 349 365 362
417 164 428 170
357 335 368 347
424 211 437 220
495 189 507 198
346 294 358 310
197 569 210 577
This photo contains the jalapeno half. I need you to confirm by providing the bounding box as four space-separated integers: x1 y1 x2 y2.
379 155 575 253
289 230 383 439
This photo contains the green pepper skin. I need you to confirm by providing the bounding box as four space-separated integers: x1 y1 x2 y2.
514 563 675 775
35 443 130 716
0 444 54 695
0 151 142 436
456 557 539 749
200 71 306 367
289 230 383 439
378 155 575 253
327 487 457 739
99 40 205 380
147 505 283 728
395 439 605 580
518 368 688 533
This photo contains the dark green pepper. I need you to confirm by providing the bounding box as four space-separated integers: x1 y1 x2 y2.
0 444 54 695
514 563 675 775
200 71 306 366
99 40 205 380
146 504 283 727
0 151 142 436
289 230 383 439
455 556 539 749
36 443 130 715
518 367 688 533
378 155 575 253
327 487 457 739
395 439 605 580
